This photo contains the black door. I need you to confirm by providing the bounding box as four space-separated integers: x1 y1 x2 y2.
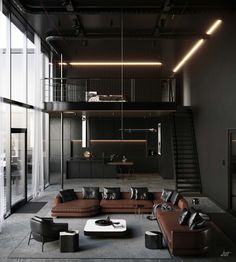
228 130 236 215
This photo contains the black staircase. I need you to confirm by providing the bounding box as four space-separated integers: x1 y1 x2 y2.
173 107 202 193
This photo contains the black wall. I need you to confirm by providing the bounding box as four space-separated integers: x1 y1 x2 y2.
50 116 167 174
184 15 236 208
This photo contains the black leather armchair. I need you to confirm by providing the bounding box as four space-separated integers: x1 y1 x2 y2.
28 216 68 252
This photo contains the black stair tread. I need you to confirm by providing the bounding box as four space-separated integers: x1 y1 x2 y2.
174 149 195 152
178 189 202 193
176 166 197 169
176 167 198 170
175 154 195 156
177 181 201 184
176 137 193 140
176 171 200 175
177 175 201 178
177 186 202 190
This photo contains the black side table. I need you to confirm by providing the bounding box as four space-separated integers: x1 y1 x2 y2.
60 230 79 252
145 231 163 249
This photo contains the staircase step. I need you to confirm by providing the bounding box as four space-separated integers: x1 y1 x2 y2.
175 154 195 157
176 171 200 175
177 189 202 193
177 185 202 190
176 167 197 170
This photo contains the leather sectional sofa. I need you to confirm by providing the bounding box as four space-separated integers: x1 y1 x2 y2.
156 208 211 256
51 190 210 256
51 191 188 218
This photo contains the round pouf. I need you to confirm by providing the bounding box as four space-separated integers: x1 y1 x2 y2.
145 231 163 249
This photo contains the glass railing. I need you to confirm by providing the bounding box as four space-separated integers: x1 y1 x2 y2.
43 78 176 103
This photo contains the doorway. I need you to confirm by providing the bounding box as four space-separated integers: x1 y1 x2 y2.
228 130 236 215
11 128 27 212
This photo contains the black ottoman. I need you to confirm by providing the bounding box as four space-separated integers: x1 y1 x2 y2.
145 231 163 249
60 230 79 252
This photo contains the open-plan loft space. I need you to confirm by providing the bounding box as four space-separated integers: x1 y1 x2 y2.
1 0 236 261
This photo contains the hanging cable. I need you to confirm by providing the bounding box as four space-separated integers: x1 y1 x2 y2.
121 9 124 140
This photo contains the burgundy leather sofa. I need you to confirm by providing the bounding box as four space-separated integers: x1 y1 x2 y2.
156 207 211 256
51 191 187 218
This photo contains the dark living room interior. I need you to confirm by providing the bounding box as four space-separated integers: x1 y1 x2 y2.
1 0 236 261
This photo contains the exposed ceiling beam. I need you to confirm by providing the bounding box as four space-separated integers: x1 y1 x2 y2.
46 32 209 43
153 0 171 37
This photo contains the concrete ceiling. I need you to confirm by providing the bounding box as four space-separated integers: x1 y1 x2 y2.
7 0 236 77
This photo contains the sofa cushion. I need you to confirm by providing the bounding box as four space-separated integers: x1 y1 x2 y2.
52 199 100 213
59 189 77 202
130 187 149 200
161 189 173 202
178 208 191 225
100 199 153 209
103 187 121 200
82 187 99 199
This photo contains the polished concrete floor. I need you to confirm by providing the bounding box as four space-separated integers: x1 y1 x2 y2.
0 173 230 262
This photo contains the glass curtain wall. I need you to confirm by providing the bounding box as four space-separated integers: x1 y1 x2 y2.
0 5 50 217
11 21 27 103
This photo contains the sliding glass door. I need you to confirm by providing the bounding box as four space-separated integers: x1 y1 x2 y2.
11 129 27 210
229 130 236 214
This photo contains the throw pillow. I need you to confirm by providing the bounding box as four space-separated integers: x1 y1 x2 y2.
130 187 149 200
161 189 173 202
103 187 121 200
82 187 99 199
59 189 78 203
190 220 206 230
178 208 191 225
170 191 180 205
188 212 204 228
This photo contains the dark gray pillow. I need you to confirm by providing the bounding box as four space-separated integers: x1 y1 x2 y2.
59 189 77 202
103 187 121 200
190 220 206 230
170 191 180 205
178 208 191 225
82 187 99 199
161 189 173 202
188 212 204 228
130 187 149 200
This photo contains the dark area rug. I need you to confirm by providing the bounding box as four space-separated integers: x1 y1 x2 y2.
14 202 47 213
8 214 171 260
210 212 236 245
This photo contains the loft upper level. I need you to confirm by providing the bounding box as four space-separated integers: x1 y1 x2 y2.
43 77 177 113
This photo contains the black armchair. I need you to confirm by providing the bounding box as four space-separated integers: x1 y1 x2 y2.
28 216 68 252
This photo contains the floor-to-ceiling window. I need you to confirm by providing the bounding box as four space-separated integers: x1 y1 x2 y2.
11 21 27 103
0 4 50 216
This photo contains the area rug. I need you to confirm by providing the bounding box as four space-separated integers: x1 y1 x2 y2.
14 202 48 213
8 214 171 259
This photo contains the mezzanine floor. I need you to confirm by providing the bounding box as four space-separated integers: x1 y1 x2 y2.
0 173 234 262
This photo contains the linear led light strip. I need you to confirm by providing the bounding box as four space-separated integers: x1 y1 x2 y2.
173 19 222 73
58 62 162 66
